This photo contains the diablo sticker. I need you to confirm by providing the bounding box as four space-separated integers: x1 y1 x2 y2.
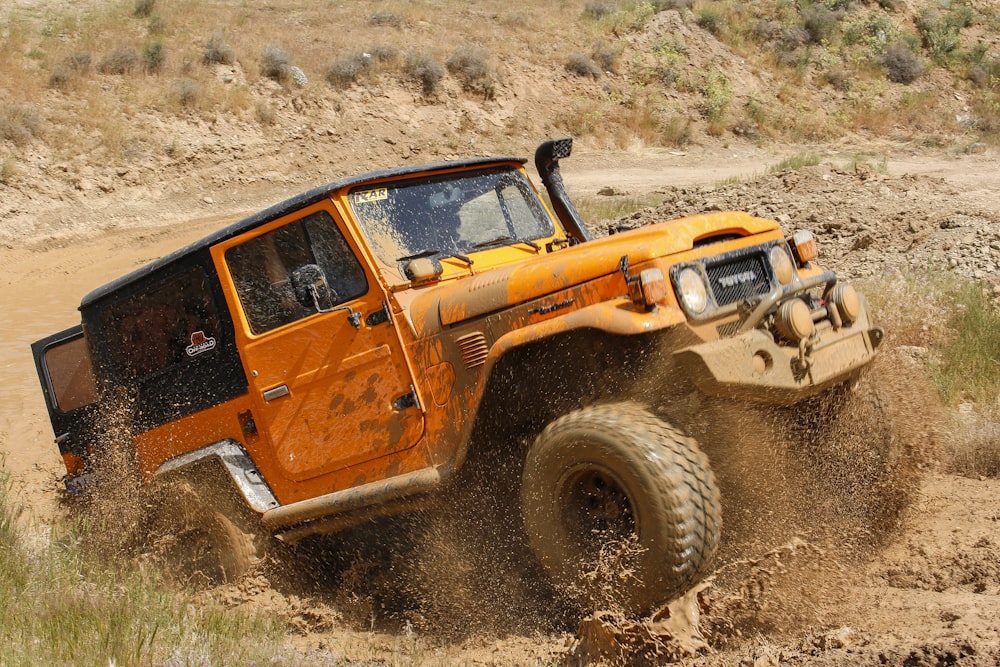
185 331 217 357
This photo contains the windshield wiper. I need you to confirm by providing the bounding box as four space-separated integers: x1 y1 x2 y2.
472 236 541 252
397 248 473 266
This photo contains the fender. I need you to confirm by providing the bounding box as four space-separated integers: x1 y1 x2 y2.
153 439 279 513
485 298 688 368
447 299 689 472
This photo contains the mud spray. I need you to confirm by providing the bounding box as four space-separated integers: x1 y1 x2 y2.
69 347 946 663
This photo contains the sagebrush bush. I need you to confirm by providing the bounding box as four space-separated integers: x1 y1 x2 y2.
404 49 445 95
255 100 276 125
261 45 291 82
880 42 923 84
592 40 622 72
652 0 692 10
583 0 618 19
446 46 494 96
368 11 403 27
169 77 201 107
133 0 155 18
326 52 373 88
696 8 723 35
142 41 165 73
566 53 602 79
0 104 45 145
0 156 15 184
203 32 235 66
917 9 960 61
98 47 139 75
802 5 843 44
49 52 91 89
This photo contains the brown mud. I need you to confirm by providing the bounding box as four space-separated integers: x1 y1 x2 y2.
2 147 1000 664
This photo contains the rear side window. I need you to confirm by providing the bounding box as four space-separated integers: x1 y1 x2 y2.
108 268 220 379
44 336 97 412
225 210 368 334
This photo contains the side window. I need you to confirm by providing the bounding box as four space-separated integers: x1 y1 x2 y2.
226 210 368 334
44 336 97 412
108 268 220 379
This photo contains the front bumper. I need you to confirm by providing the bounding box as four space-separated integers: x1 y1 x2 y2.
673 305 882 406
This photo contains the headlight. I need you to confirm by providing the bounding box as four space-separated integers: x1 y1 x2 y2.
676 267 708 315
829 283 861 323
770 245 795 285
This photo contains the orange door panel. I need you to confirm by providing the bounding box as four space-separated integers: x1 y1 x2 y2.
242 302 423 481
216 202 425 485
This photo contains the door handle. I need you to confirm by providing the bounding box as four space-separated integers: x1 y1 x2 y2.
263 384 289 401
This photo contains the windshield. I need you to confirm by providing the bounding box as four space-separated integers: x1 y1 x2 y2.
349 166 556 267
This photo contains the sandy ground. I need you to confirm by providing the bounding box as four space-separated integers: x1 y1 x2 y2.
2 145 999 664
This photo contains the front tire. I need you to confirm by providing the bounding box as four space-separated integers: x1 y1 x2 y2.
521 402 721 616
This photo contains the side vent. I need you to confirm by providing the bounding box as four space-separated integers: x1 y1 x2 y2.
456 332 489 369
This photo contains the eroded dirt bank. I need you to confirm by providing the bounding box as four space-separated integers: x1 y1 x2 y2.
2 145 999 665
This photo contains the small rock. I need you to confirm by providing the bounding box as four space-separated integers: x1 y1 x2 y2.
203 196 215 205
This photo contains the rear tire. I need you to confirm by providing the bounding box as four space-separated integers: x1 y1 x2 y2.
149 479 259 587
521 402 721 616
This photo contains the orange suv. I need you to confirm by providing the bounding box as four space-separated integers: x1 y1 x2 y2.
32 138 883 613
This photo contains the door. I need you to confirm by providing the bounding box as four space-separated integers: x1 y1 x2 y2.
220 205 424 482
30 325 100 483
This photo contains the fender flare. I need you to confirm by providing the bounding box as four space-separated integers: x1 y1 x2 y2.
153 439 279 513
482 297 687 374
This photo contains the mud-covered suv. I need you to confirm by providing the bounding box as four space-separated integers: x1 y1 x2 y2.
32 138 882 613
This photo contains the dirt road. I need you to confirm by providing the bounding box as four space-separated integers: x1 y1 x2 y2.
2 145 998 664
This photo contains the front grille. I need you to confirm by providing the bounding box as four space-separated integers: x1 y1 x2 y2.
705 252 771 307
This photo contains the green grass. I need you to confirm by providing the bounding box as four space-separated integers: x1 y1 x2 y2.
768 152 820 172
931 279 1000 408
0 472 291 666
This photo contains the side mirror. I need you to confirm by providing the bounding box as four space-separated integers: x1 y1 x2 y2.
290 264 335 310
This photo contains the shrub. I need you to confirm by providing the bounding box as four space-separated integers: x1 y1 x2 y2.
0 104 45 146
370 45 399 64
565 53 602 79
255 100 276 125
696 71 731 122
49 52 91 88
169 77 201 107
133 0 155 18
0 156 15 184
880 42 923 84
446 46 494 96
696 8 723 35
802 5 843 44
326 51 373 88
592 40 622 72
203 32 235 66
652 0 692 10
583 0 618 19
98 47 139 75
404 49 445 95
917 9 960 62
261 45 291 82
142 41 165 73
368 12 403 27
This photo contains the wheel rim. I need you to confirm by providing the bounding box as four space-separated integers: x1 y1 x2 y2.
560 464 637 549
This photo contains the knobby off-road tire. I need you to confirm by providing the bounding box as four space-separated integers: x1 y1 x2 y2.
521 402 722 616
150 479 259 587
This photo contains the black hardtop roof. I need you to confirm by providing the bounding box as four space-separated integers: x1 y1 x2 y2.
80 154 525 310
